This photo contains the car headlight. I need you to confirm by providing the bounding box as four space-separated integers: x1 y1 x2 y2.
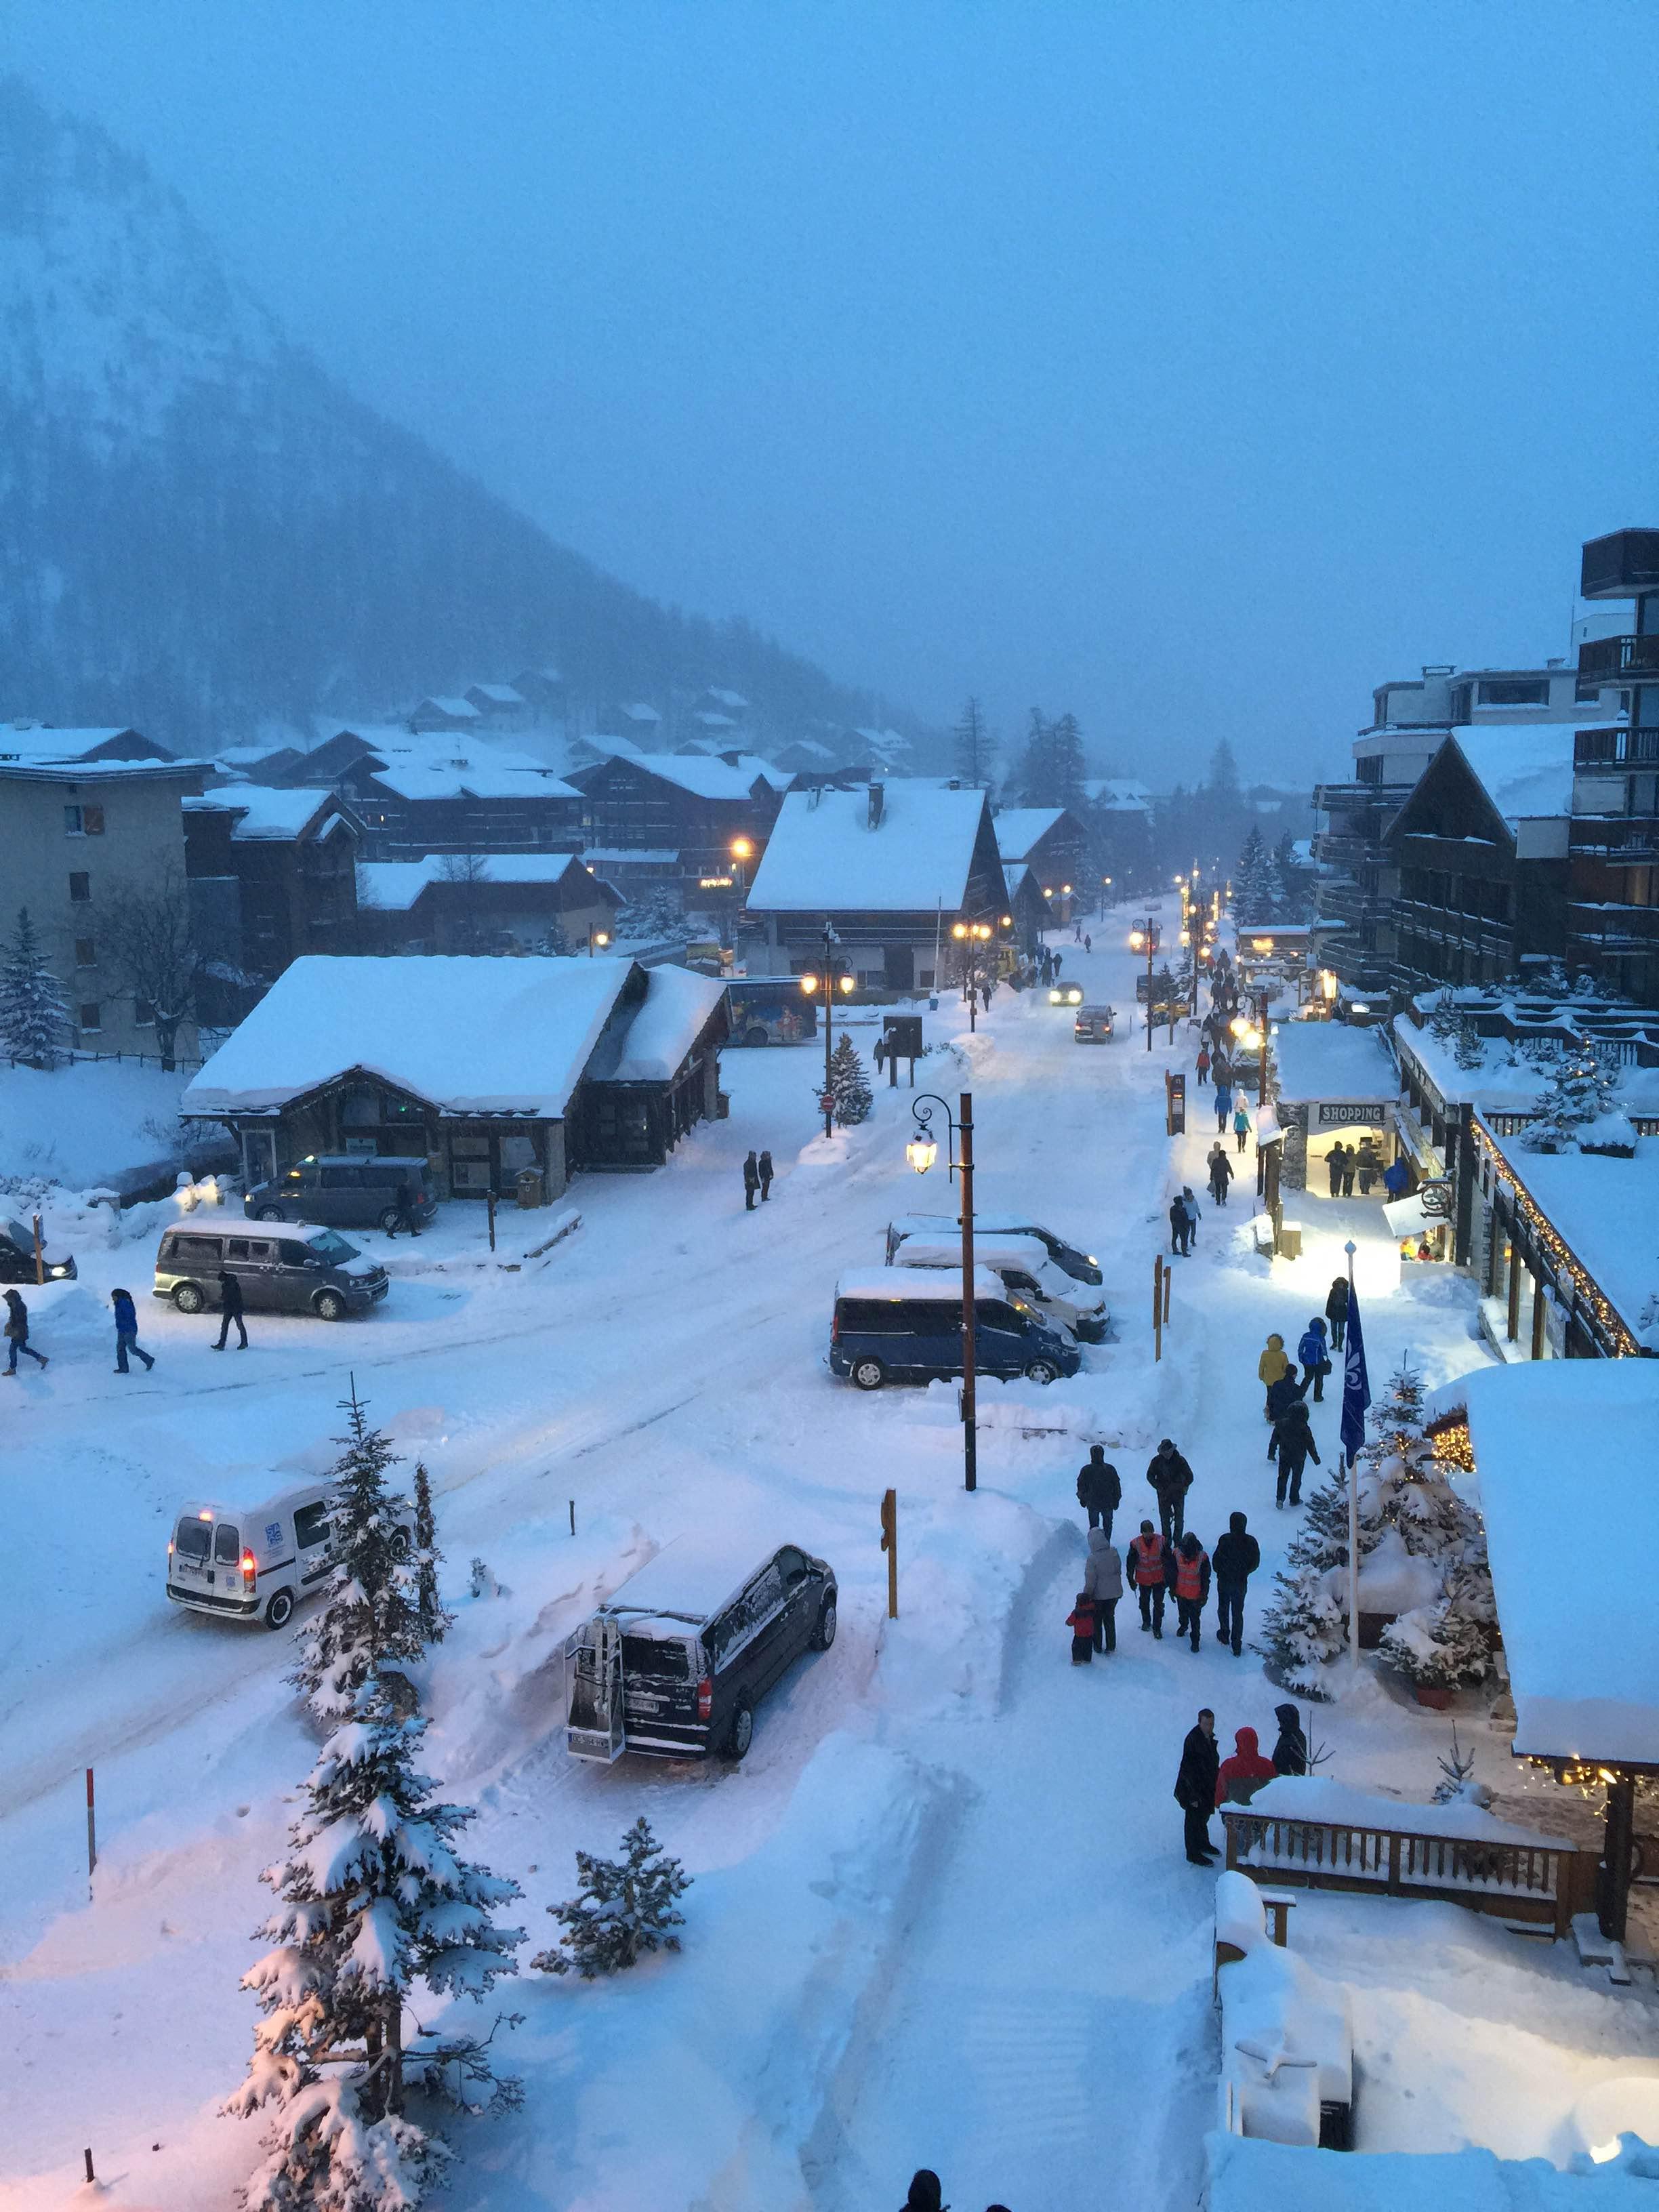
49 1264 69 1277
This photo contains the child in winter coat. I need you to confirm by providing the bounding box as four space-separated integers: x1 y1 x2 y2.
1215 1725 1277 1807
1257 1332 1290 1416
1065 1591 1098 1665
1296 1315 1332 1402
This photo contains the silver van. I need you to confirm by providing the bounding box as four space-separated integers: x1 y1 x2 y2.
892 1232 1109 1343
153 1223 388 1322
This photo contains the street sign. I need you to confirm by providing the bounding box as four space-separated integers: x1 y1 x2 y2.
884 1015 923 1058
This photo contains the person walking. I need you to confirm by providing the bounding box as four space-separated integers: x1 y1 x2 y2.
111 1286 155 1374
1180 1187 1202 1247
1172 1532 1211 1652
213 1267 248 1350
742 1150 760 1211
1147 1437 1194 1544
1168 1193 1191 1257
1257 1332 1290 1418
1175 1709 1221 1863
1324 1274 1349 1351
1325 1141 1347 1199
901 2169 945 2212
1233 1100 1251 1155
3 1288 48 1375
1265 1359 1309 1425
758 1149 775 1202
1272 1702 1309 1775
981 981 993 1014
1296 1315 1332 1401
1083 1525 1122 1654
386 1177 420 1238
1064 1588 1098 1665
1207 1144 1232 1206
1196 1043 1211 1086
1215 1725 1277 1807
1267 1398 1321 1507
1212 1511 1260 1657
1382 1153 1410 1201
1340 1144 1357 1197
1129 1519 1169 1637
1084 932 1092 954
1355 1137 1381 1195
1076 1445 1121 1536
1214 1080 1232 1136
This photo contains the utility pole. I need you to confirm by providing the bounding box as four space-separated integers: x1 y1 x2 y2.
959 1090 977 1494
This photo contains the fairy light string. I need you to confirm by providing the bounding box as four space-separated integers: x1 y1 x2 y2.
1471 1114 1642 1358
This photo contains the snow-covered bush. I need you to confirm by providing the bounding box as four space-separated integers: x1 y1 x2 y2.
0 907 70 1069
532 1816 690 1979
412 1462 451 1647
1379 1566 1492 1691
1522 1042 1625 1153
827 1033 872 1126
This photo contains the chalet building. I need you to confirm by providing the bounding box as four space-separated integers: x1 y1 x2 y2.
613 703 664 741
993 807 1088 917
182 787 361 1012
182 956 729 1199
409 695 483 735
1000 863 1054 954
356 853 623 954
0 722 174 765
249 729 579 859
1568 528 1659 1005
743 779 1008 990
1382 729 1576 991
566 751 785 882
512 668 569 719
464 683 533 733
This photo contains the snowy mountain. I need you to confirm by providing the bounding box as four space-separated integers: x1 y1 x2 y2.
0 79 906 750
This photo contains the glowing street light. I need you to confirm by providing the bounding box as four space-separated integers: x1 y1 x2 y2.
905 1132 939 1174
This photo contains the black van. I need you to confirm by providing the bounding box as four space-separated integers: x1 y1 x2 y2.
830 1266 1081 1389
567 1538 837 1763
245 1156 436 1233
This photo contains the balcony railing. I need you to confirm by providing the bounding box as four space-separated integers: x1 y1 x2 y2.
1581 527 1659 601
1574 724 1659 767
1569 902 1659 949
1577 635 1659 683
1571 822 1659 865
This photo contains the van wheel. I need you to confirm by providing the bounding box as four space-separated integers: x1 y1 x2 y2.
812 1595 838 1650
851 1357 885 1391
173 1282 205 1315
257 1206 284 1222
726 1697 754 1761
314 1290 347 1322
1025 1357 1060 1385
378 1208 403 1232
264 1589 295 1631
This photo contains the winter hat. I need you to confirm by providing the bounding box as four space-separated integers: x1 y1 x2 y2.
1229 1511 1247 1534
1266 1333 1283 1349
1139 1518 1155 1536
1180 1532 1201 1559
905 2171 945 2211
1158 1437 1174 1452
1088 1443 1106 1462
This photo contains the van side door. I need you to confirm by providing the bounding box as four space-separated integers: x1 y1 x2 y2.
912 1297 964 1378
224 1234 277 1309
720 1558 790 1696
771 1544 819 1672
321 1162 368 1227
975 1298 1031 1378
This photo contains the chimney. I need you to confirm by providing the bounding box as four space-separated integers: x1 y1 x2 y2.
947 777 960 790
867 780 885 829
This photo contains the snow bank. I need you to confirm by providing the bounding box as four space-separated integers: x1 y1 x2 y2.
1207 2131 1659 2210
1240 1776 1571 1849
0 1057 195 1189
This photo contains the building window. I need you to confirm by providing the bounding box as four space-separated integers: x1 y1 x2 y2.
63 804 105 836
134 998 155 1027
1476 679 1549 708
79 1003 102 1032
73 937 96 968
68 872 91 901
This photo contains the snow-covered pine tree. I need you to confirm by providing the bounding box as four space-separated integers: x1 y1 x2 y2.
827 1033 872 1126
1272 832 1310 922
1379 1565 1493 1690
615 885 682 942
1521 1039 1624 1153
1008 707 1052 804
1454 1015 1486 1072
411 1462 451 1647
1233 824 1277 925
1427 987 1460 1042
1354 1359 1467 1562
531 1816 690 1979
1048 712 1086 811
228 1669 524 2211
0 907 70 1069
291 1387 426 1726
1253 1467 1359 1697
954 695 994 787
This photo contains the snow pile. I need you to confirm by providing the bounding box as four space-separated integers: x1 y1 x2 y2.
1207 2132 1659 2211
1237 1775 1571 1849
0 1057 197 1189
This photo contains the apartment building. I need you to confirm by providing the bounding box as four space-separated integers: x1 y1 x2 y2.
1567 528 1659 1003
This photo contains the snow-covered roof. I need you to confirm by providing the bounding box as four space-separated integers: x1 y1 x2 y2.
1464 1359 1659 1764
1395 1015 1659 1121
356 853 614 912
1449 726 1578 827
747 781 991 914
413 695 480 720
0 724 160 762
993 807 1067 862
692 710 737 730
619 702 662 724
1002 862 1042 901
0 751 206 781
467 683 525 706
1270 1020 1398 1105
580 846 680 866
1080 777 1152 813
184 785 339 840
1491 1133 1659 1350
836 1264 1008 1301
367 764 577 802
182 956 639 1119
601 1531 802 1625
599 751 774 801
703 688 749 710
606 966 726 1082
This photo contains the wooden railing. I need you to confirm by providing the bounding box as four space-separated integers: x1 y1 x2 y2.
1222 1808 1589 1937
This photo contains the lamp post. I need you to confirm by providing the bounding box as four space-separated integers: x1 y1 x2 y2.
799 920 855 1139
1099 875 1112 920
905 1089 977 1492
951 918 994 1030
1128 918 1160 1050
586 924 611 958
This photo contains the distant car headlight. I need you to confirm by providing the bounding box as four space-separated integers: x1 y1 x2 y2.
1068 987 1083 1003
1048 989 1063 1004
49 1264 70 1277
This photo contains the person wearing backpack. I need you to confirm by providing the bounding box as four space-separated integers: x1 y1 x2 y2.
1296 1315 1332 1402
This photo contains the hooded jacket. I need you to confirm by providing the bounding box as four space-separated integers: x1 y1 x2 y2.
1076 1451 1122 1511
1267 1402 1321 1471
1212 1512 1260 1589
1146 1446 1194 1501
1083 1526 1124 1602
111 1289 138 1333
1272 1702 1309 1776
1257 1335 1290 1387
1265 1369 1309 1423
1325 1278 1350 1325
1215 1725 1277 1807
1296 1320 1330 1371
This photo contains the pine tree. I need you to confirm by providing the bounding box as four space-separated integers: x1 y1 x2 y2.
1009 708 1052 804
1272 833 1309 922
1521 1042 1625 1153
1253 1467 1359 1698
1379 1566 1492 1690
1233 825 1277 925
0 907 70 1069
291 1388 426 1727
827 1033 872 1126
954 695 994 787
1430 1725 1492 1808
1354 1361 1467 1562
1453 1015 1486 1073
411 1463 451 1647
531 1816 689 1979
1048 712 1086 810
1427 987 1460 1042
228 1670 523 2210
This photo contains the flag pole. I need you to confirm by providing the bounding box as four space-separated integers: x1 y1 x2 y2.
1345 1239 1359 1671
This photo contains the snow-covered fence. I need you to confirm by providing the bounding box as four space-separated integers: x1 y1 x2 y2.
1221 1778 1592 1938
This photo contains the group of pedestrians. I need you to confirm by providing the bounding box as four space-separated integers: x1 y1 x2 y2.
1167 1186 1202 1254
1175 1702 1308 1863
1065 1447 1265 1661
1323 1137 1411 1200
741 1149 776 1210
3 1268 256 1384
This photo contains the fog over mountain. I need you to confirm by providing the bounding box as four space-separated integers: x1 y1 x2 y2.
0 78 912 752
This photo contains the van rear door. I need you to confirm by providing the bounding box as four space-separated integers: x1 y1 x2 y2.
170 1511 215 1597
619 1628 705 1750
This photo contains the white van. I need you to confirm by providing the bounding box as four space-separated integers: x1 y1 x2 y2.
166 1480 339 1630
889 1233 1109 1343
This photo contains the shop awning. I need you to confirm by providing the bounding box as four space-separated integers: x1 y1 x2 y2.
1383 1193 1433 1237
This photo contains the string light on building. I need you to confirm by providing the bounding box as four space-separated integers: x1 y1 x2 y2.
1471 1115 1641 1357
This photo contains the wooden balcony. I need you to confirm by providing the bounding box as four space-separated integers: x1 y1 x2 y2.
1574 724 1659 766
1577 635 1659 684
1580 527 1659 601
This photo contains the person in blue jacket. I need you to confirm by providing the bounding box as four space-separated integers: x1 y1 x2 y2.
1296 1315 1332 1402
111 1286 155 1374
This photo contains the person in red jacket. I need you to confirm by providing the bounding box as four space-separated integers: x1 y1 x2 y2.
1128 1519 1168 1639
1064 1590 1098 1666
1215 1724 1277 1807
1171 1532 1212 1653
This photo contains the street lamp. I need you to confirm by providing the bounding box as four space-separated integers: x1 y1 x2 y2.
951 919 994 1029
586 925 611 957
1130 917 1160 1050
905 1089 977 1492
801 922 855 1137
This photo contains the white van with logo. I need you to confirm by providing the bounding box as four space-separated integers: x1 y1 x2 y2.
166 1481 340 1630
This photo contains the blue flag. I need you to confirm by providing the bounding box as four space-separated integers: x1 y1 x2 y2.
1340 1280 1372 1466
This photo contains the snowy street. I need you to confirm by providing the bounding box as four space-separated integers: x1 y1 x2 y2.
2 918 1653 2211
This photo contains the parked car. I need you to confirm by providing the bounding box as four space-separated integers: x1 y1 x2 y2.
166 1479 411 1629
0 1217 75 1283
154 1223 388 1321
1073 1004 1115 1042
246 1155 436 1233
1048 983 1084 1006
830 1265 1080 1390
566 1536 837 1763
892 1233 1108 1342
886 1212 1102 1286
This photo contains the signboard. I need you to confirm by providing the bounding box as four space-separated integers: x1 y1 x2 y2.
1316 1101 1389 1127
884 1015 924 1059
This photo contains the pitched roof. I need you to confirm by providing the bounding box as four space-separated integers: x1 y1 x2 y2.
993 807 1067 861
357 853 618 912
413 695 480 720
0 724 168 764
184 786 343 840
599 965 727 1082
366 763 578 802
746 780 992 913
1447 726 1579 827
578 751 775 801
467 683 526 706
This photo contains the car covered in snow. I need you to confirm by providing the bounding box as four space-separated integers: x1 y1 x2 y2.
0 1217 75 1283
886 1212 1102 1286
566 1536 837 1764
153 1223 388 1321
889 1232 1109 1343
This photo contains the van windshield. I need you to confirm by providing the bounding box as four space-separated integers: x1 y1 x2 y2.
306 1230 357 1263
173 1518 211 1561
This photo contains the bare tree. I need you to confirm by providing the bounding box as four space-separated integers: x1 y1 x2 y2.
435 851 493 953
101 862 205 1068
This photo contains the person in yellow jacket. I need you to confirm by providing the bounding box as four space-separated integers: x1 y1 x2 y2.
1257 1332 1290 1419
